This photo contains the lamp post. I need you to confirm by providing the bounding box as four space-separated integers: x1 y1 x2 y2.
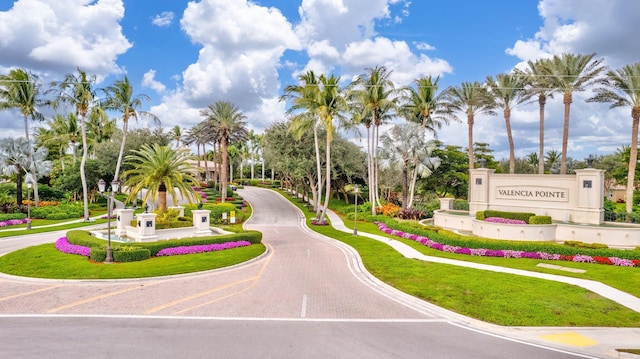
26 180 32 230
98 178 120 263
586 154 595 168
353 185 359 236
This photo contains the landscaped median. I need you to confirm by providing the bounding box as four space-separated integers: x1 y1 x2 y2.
280 190 640 327
0 230 266 279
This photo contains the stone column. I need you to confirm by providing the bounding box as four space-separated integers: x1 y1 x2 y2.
192 210 212 235
574 168 605 224
468 168 494 216
135 212 158 240
115 208 134 237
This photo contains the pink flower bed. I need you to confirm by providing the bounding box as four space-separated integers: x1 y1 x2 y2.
0 219 30 228
484 217 527 225
375 222 640 268
55 237 90 257
156 240 252 256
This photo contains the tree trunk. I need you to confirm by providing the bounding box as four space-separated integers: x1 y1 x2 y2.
538 94 546 175
80 113 90 221
467 114 474 170
113 118 128 182
374 123 382 207
408 165 419 208
626 110 640 213
366 125 376 215
313 124 323 220
504 107 515 174
221 137 228 203
319 135 331 223
561 91 572 175
401 161 408 210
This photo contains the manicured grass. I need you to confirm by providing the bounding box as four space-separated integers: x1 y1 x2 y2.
282 190 640 327
0 242 266 279
0 218 109 238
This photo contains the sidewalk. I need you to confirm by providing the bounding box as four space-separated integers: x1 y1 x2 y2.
324 209 640 359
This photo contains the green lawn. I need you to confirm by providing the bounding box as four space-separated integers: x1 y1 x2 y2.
0 242 266 279
282 190 640 327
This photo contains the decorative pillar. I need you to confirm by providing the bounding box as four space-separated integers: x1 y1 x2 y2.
115 208 134 236
192 210 212 235
469 168 494 216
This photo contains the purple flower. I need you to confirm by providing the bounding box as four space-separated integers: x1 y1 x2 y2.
156 240 251 257
485 217 527 225
55 237 90 257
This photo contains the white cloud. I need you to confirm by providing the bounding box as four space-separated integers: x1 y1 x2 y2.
142 69 166 93
151 11 175 27
0 0 131 77
506 0 640 68
152 0 300 130
415 42 435 51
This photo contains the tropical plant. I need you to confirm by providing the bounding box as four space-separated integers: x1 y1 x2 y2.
545 149 561 174
443 81 496 172
200 101 248 203
170 125 183 148
0 68 46 204
588 62 640 213
399 75 450 135
526 152 539 174
102 76 159 183
349 66 398 214
486 73 533 173
541 53 605 174
517 58 557 174
0 137 52 208
281 70 323 217
123 144 200 212
49 68 104 221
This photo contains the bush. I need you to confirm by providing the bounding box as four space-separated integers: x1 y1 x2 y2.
46 212 72 220
564 241 609 250
30 202 84 220
377 203 400 217
0 213 27 221
397 208 426 220
477 210 536 224
529 216 552 225
113 246 151 262
36 185 66 201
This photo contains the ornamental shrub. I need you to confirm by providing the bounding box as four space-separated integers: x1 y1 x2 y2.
0 213 27 221
113 247 150 262
480 210 536 223
377 203 401 217
90 247 106 262
529 216 552 224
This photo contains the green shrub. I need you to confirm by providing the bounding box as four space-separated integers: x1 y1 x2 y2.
113 246 150 262
475 211 486 221
206 203 239 224
156 221 193 230
564 241 609 250
90 247 106 262
30 203 84 220
46 212 72 220
0 213 27 221
479 210 536 223
529 216 552 225
36 185 66 201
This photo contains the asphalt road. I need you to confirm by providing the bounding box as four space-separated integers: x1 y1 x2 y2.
0 187 592 358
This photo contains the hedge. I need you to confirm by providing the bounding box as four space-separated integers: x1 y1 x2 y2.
529 215 552 225
376 217 640 260
66 229 262 257
0 213 27 221
90 246 151 262
476 210 536 223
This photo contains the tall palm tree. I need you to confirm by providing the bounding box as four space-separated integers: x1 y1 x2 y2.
123 144 199 212
281 70 324 217
588 62 640 213
349 65 397 213
0 68 46 204
444 81 496 171
526 152 539 174
184 122 207 181
486 73 532 173
86 106 115 158
542 53 604 174
201 101 248 202
399 75 450 134
517 58 556 174
315 74 348 222
102 76 158 183
49 69 103 221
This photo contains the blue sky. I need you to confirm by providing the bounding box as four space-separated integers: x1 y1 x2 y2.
1 0 639 162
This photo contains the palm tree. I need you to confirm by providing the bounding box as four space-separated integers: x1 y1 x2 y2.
201 101 248 202
184 122 207 182
86 106 115 158
443 81 496 171
281 70 323 217
545 149 561 174
170 125 183 148
349 65 397 214
399 75 450 134
123 144 199 212
542 53 605 174
49 69 103 221
315 74 348 222
526 152 539 174
102 76 159 183
588 62 640 213
486 73 532 173
517 58 556 174
0 68 46 204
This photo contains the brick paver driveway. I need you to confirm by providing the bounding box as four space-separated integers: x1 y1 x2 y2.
0 187 438 320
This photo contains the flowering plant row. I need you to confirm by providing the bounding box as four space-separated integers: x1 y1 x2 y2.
0 218 31 228
375 222 640 268
156 240 252 256
55 237 91 257
484 217 527 225
55 237 252 259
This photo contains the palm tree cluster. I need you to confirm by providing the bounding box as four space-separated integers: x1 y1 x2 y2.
0 68 161 218
179 101 249 204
